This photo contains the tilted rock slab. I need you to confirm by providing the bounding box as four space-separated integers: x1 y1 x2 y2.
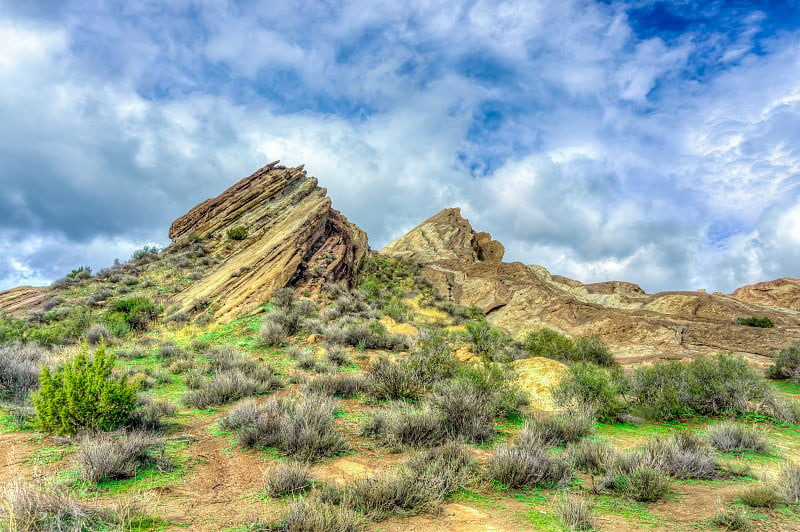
382 208 800 364
169 162 368 322
730 278 800 311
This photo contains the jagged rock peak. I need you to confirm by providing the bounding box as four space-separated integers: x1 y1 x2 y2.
381 207 504 264
730 278 800 311
169 162 368 322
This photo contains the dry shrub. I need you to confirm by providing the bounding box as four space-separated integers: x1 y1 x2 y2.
739 484 784 509
488 446 572 489
554 493 595 531
262 497 364 531
225 394 348 461
305 373 364 398
0 343 50 404
263 461 313 497
76 431 174 484
707 422 770 454
518 413 594 448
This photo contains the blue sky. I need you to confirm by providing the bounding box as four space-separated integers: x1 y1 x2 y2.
0 0 798 293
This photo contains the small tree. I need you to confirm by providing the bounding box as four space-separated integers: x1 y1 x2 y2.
226 226 248 240
32 347 138 435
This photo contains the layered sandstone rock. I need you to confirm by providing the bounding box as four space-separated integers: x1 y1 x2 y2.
0 286 51 317
382 209 800 364
730 278 800 311
169 162 368 322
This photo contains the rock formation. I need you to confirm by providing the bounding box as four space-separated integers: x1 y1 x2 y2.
0 286 51 317
169 162 368 321
382 208 800 365
730 278 800 311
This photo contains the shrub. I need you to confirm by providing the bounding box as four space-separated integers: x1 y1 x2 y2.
553 363 625 422
366 356 423 400
524 328 616 367
629 353 772 421
265 497 364 531
184 367 279 409
711 503 752 531
77 431 173 484
132 245 160 261
126 396 176 433
404 442 475 498
271 287 294 310
736 316 774 328
86 325 111 345
305 374 364 398
0 343 49 404
429 378 496 442
766 342 800 381
230 394 347 461
517 413 593 448
739 484 784 509
261 320 287 346
67 266 91 280
296 299 316 317
226 225 248 240
340 474 433 520
777 461 800 504
32 347 138 435
362 404 444 449
488 446 572 489
324 346 351 367
565 439 615 477
0 479 129 531
554 493 595 531
615 466 670 502
641 432 717 480
111 297 161 332
263 462 313 497
707 422 770 454
464 320 505 359
156 341 188 361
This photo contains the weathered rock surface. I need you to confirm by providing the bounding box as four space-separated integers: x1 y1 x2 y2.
382 209 800 364
169 162 368 322
0 286 51 317
730 278 800 311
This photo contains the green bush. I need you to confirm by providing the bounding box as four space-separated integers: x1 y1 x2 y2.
66 266 91 280
766 342 800 381
32 347 138 435
553 363 626 421
226 225 249 240
736 316 774 328
524 329 616 367
629 353 772 421
131 245 160 261
111 297 161 332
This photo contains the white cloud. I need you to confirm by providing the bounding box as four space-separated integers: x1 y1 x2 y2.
0 1 798 295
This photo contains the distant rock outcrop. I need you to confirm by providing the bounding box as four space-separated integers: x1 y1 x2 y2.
382 209 800 365
169 162 368 322
730 278 800 311
0 286 51 317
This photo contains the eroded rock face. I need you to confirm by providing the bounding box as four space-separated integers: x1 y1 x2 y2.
0 286 51 317
382 209 800 364
170 162 368 321
730 278 800 311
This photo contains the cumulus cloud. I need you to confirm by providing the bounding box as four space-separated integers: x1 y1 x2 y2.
0 0 798 294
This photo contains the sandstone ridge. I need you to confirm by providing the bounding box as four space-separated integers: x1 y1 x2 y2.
382 209 800 364
168 162 368 321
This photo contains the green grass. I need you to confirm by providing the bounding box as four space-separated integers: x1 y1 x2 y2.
26 445 76 465
594 495 666 528
773 380 800 395
68 437 193 496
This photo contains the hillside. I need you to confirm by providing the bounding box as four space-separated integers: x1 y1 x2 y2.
1 164 800 532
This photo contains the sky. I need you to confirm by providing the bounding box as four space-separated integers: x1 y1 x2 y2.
0 0 799 294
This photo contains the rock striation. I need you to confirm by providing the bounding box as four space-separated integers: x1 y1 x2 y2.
382 209 800 365
169 162 368 322
0 286 51 317
730 278 800 311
